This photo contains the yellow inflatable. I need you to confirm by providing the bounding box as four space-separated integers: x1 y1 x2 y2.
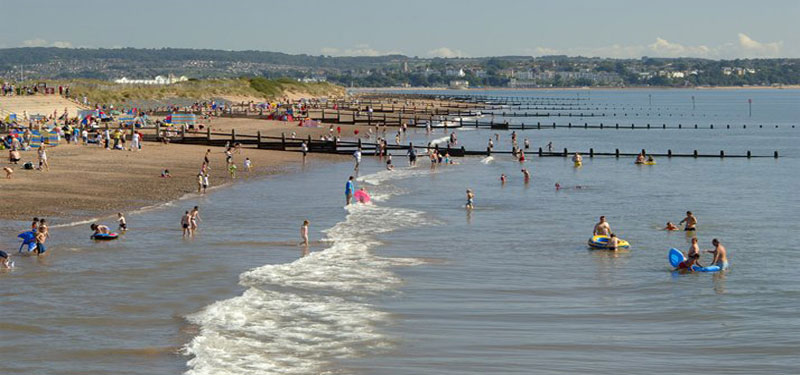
588 235 630 249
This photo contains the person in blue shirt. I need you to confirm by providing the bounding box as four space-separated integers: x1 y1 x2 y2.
345 176 355 205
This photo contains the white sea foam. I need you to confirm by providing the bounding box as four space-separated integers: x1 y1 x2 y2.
184 170 432 375
481 156 495 164
429 136 450 146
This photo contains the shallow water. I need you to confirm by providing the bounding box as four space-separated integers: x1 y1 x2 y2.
1 89 799 374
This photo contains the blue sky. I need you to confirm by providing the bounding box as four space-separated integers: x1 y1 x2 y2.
2 0 798 58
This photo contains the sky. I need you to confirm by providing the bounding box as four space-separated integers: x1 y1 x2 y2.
1 0 798 59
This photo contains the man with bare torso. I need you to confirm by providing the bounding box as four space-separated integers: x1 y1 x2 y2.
594 216 611 236
707 238 729 270
680 211 697 232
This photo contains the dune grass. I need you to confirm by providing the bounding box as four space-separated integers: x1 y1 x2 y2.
46 78 343 105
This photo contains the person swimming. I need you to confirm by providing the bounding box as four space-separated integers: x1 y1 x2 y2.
0 250 13 269
664 222 679 231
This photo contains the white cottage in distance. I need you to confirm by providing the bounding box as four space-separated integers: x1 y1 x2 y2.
114 74 189 85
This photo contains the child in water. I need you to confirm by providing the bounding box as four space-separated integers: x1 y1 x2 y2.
118 213 127 231
1 250 14 269
664 222 679 231
300 220 309 246
465 189 474 209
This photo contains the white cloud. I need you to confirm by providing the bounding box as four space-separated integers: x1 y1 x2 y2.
737 33 782 56
22 38 73 48
319 44 402 57
426 47 464 58
524 33 783 59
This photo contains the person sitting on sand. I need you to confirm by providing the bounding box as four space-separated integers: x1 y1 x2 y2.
90 223 111 235
706 238 729 270
594 216 611 236
9 148 21 164
161 169 171 178
664 222 679 231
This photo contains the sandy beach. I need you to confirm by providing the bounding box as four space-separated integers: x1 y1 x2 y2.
0 132 346 223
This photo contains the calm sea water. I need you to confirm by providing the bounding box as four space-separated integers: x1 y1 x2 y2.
1 89 798 375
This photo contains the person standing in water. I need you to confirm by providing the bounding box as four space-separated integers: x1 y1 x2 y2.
300 220 309 246
706 238 729 270
181 211 192 238
521 168 530 183
345 176 355 205
353 148 362 170
680 211 697 232
117 213 127 232
190 206 201 232
594 216 611 236
407 143 417 166
465 189 475 209
607 233 620 251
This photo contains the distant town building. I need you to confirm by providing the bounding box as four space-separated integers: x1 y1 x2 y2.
449 80 469 89
445 68 466 77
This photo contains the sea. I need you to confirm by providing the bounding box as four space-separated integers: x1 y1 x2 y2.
1 89 799 375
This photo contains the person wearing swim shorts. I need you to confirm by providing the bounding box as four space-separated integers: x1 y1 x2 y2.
466 189 474 209
680 211 697 231
407 143 417 166
345 176 355 205
181 211 192 238
706 238 729 270
117 213 127 231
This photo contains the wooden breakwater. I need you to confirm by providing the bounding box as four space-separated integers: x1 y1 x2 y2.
144 125 780 159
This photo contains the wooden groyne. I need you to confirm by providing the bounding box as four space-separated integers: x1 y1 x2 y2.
145 125 780 159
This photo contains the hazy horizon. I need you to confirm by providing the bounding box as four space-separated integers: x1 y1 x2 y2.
1 0 798 59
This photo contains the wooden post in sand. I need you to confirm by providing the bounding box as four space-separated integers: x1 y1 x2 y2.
156 122 161 142
207 127 211 142
231 129 236 143
281 132 286 151
257 131 262 148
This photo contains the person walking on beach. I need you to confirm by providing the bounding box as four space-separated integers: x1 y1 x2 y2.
37 145 49 171
204 149 211 165
301 141 308 161
181 211 192 238
680 211 697 232
300 220 309 246
228 163 237 179
130 131 140 151
593 216 611 236
202 173 209 193
706 238 729 270
345 176 355 205
197 173 204 193
244 157 252 172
